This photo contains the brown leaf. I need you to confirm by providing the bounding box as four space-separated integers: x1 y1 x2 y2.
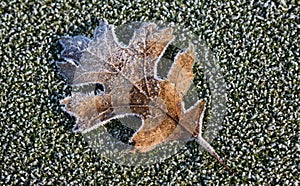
57 21 232 173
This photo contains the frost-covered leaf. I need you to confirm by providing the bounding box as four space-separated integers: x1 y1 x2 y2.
57 21 232 173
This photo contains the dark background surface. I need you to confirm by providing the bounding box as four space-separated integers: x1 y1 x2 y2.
1 0 299 185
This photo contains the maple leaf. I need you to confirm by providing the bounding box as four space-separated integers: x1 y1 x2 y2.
57 21 232 173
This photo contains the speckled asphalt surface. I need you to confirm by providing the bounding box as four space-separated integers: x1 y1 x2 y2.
1 0 299 185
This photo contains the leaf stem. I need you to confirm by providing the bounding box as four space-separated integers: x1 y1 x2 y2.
195 137 234 175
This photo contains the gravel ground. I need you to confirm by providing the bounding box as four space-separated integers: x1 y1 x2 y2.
1 0 299 185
